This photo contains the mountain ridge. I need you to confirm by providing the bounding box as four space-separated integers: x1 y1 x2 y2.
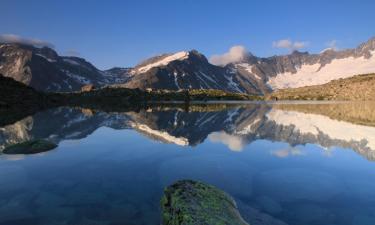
1 36 374 94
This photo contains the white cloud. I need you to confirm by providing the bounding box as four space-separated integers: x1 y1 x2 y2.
210 45 247 66
0 34 54 48
273 39 293 49
270 147 305 158
326 40 338 50
208 131 245 152
272 39 309 51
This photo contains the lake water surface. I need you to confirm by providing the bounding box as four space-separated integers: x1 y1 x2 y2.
1 102 375 225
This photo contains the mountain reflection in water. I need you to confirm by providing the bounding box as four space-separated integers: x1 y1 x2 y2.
1 102 375 160
1 102 375 225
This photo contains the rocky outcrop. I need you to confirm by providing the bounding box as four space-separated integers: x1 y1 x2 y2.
80 84 96 92
3 139 57 154
161 180 249 225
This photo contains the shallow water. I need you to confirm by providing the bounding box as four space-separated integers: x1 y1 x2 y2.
1 102 375 225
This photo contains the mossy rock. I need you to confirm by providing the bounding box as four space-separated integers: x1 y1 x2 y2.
3 139 57 154
161 180 249 225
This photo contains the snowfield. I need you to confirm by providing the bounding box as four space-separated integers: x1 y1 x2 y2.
136 51 189 73
267 50 375 89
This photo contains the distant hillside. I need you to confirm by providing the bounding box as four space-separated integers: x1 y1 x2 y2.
0 74 52 125
267 74 375 101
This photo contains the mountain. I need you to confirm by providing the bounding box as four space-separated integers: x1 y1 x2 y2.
1 37 374 94
115 37 375 94
232 37 375 90
120 50 263 94
0 43 130 92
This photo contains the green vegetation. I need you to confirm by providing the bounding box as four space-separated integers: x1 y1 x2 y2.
161 180 249 225
3 139 57 154
267 73 375 101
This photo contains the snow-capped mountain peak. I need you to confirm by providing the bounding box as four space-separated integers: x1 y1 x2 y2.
134 51 189 74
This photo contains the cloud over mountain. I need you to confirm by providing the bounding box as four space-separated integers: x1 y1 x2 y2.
272 39 309 51
210 45 247 66
0 34 54 48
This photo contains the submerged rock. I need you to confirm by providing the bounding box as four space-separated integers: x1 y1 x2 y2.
161 180 249 225
3 139 57 154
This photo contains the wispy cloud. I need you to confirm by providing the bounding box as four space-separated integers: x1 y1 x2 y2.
0 34 54 48
272 39 309 51
210 45 247 66
326 40 338 50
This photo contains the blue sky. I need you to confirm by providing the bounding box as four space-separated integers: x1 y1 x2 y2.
1 0 375 69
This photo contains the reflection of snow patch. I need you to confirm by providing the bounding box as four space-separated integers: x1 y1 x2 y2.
131 122 188 146
267 109 375 150
236 118 261 135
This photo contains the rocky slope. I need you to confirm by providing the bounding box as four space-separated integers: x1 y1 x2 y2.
266 73 375 100
0 43 130 92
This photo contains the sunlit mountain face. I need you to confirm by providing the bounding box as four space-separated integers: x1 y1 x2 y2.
1 102 375 225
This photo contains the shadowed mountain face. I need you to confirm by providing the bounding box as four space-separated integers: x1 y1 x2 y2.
1 102 375 161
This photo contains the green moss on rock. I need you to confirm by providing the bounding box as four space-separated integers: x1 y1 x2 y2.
3 139 57 154
161 180 249 225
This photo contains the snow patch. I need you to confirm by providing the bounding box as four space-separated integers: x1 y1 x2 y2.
225 74 243 93
35 54 56 62
63 58 80 66
63 69 90 84
136 51 189 73
236 118 261 135
237 63 261 80
173 71 180 89
268 50 375 89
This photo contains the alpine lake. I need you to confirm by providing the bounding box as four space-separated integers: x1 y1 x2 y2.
1 101 375 225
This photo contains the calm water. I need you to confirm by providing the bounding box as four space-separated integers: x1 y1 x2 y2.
1 102 375 225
